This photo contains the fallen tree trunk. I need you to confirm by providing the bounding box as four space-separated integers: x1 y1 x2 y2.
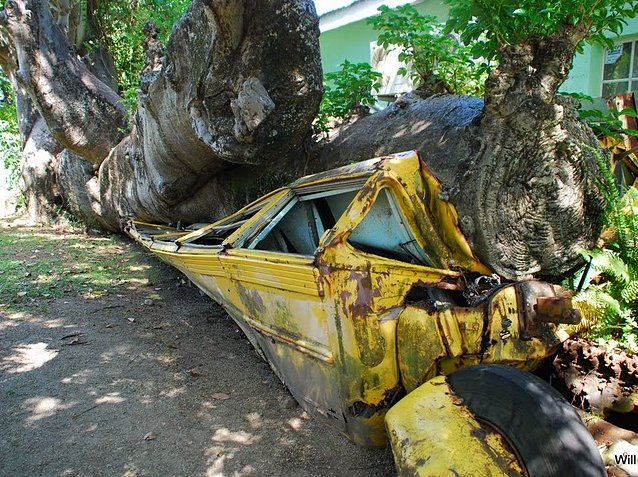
0 0 605 280
317 90 603 279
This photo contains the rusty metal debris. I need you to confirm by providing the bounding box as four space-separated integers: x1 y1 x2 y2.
555 339 638 414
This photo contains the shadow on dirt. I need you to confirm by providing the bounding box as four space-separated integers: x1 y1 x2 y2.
1 229 394 477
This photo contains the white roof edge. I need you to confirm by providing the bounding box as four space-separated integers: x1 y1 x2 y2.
319 0 422 33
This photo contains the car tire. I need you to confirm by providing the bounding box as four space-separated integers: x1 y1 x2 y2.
447 364 606 477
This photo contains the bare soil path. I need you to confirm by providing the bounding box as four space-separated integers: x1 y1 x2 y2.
0 223 394 477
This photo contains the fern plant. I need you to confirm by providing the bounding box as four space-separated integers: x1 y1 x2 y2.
574 149 638 352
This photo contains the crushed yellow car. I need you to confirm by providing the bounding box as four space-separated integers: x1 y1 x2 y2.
129 151 605 477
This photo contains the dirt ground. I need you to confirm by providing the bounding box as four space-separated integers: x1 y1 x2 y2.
4 222 638 477
0 224 395 477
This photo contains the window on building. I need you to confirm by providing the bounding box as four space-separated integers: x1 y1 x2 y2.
370 42 415 102
602 40 638 98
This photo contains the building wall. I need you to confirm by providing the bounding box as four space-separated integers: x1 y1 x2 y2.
319 1 638 103
562 19 638 98
319 0 448 75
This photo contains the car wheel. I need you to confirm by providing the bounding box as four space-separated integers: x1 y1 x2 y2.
447 364 606 477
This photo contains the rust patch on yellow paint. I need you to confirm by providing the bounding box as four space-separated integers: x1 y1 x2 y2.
347 384 403 418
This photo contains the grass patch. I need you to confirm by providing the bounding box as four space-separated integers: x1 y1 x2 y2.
0 228 164 312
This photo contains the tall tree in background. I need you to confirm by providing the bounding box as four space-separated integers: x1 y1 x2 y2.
0 0 635 280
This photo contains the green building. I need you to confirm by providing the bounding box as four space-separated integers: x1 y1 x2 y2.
318 0 638 105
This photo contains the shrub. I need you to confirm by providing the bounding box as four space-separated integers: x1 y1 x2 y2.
368 4 487 95
315 61 382 132
573 148 638 352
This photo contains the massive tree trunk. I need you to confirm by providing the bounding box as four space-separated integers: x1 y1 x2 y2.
0 0 605 280
0 0 119 224
318 29 604 279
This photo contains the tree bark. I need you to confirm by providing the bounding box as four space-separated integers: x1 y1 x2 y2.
20 116 65 223
1 1 127 165
1 0 324 228
1 26 64 224
316 28 605 280
0 0 119 225
0 0 605 280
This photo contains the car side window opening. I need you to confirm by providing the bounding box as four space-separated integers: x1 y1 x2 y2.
248 188 359 255
187 208 261 246
347 188 431 266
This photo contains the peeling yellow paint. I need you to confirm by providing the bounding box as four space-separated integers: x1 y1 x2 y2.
386 376 524 476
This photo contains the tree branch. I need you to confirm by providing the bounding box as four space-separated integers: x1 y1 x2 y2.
484 22 590 116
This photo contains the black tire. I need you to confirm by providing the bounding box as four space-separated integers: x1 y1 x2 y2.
448 364 605 477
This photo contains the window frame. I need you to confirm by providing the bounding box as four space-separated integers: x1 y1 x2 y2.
236 184 364 255
344 185 431 266
601 37 638 98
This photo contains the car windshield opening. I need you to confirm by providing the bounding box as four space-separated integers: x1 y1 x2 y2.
249 188 359 255
347 188 431 266
186 208 261 246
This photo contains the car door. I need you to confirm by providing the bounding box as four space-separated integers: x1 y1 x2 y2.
314 176 465 445
217 184 360 428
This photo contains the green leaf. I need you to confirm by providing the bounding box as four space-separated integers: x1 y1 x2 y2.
370 3 487 94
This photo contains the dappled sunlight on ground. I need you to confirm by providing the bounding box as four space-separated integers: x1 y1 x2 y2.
155 352 178 365
34 274 57 285
206 458 256 477
0 319 23 330
205 428 261 477
1 224 395 476
95 392 126 405
212 427 261 445
2 342 58 373
0 311 27 330
3 310 27 320
61 369 92 385
124 277 151 286
40 319 74 328
22 396 77 423
160 385 188 398
128 265 151 272
286 416 306 431
0 313 76 329
99 344 134 364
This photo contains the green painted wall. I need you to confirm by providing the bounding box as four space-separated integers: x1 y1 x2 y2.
319 1 449 74
562 33 638 98
320 18 379 74
319 2 638 103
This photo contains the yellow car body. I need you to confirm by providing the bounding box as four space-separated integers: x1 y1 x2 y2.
129 151 584 475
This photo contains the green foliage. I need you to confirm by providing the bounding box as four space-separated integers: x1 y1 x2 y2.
561 91 638 140
445 0 638 62
367 5 486 95
0 74 22 191
94 0 189 112
575 149 638 352
315 61 382 132
583 106 638 140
